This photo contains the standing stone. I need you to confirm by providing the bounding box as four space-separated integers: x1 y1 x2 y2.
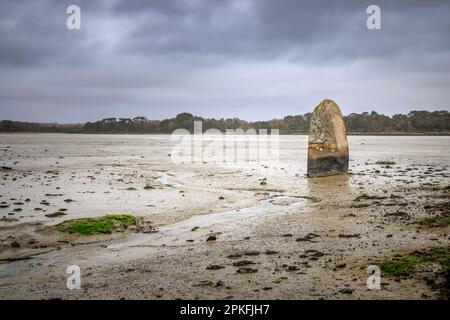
307 99 349 177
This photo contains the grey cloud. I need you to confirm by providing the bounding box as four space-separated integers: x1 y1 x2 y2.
0 0 449 122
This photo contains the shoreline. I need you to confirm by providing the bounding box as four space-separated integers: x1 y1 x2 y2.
0 131 449 136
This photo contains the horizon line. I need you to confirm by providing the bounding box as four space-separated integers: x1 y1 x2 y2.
1 109 449 125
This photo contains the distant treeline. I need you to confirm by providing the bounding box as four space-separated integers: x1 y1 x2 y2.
0 121 83 133
1 110 449 134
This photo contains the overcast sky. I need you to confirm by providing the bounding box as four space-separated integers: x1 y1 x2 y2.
0 0 449 123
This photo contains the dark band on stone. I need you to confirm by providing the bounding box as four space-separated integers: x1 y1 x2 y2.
307 155 349 177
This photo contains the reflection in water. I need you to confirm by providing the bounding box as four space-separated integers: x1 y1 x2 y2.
306 174 351 199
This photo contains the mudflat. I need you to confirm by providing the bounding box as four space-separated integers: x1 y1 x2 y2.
0 133 449 299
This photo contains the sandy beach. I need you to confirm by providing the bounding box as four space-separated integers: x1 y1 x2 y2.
0 133 449 299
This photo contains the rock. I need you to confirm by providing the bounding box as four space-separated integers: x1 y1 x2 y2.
384 211 409 217
305 250 325 258
206 235 217 241
142 229 158 234
242 250 260 256
45 212 67 218
232 260 255 267
10 241 21 248
307 99 349 177
296 233 321 242
338 233 360 238
236 267 258 274
285 265 299 271
206 265 225 270
339 288 353 294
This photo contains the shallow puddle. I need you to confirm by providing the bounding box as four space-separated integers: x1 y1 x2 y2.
107 195 307 249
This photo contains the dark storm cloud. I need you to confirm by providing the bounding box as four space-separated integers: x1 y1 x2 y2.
0 0 449 122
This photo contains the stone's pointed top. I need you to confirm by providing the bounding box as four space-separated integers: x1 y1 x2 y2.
319 99 336 105
314 99 344 116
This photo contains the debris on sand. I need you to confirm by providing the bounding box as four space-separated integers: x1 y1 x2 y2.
206 265 225 270
338 233 360 238
304 250 325 259
296 233 321 242
350 203 370 208
227 251 260 259
232 260 255 267
284 265 299 272
236 267 258 274
339 288 353 294
375 160 396 165
45 212 67 218
0 217 19 222
10 241 21 248
384 211 409 218
354 194 387 201
142 228 158 234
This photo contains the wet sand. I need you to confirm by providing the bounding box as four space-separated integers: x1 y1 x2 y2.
0 133 449 299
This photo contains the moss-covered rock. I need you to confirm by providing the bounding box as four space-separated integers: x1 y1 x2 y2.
380 247 450 279
420 215 450 228
57 214 137 235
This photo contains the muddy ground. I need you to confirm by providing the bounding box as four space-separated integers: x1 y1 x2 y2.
0 134 449 299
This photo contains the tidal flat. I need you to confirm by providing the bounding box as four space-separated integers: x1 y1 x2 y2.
0 133 449 299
